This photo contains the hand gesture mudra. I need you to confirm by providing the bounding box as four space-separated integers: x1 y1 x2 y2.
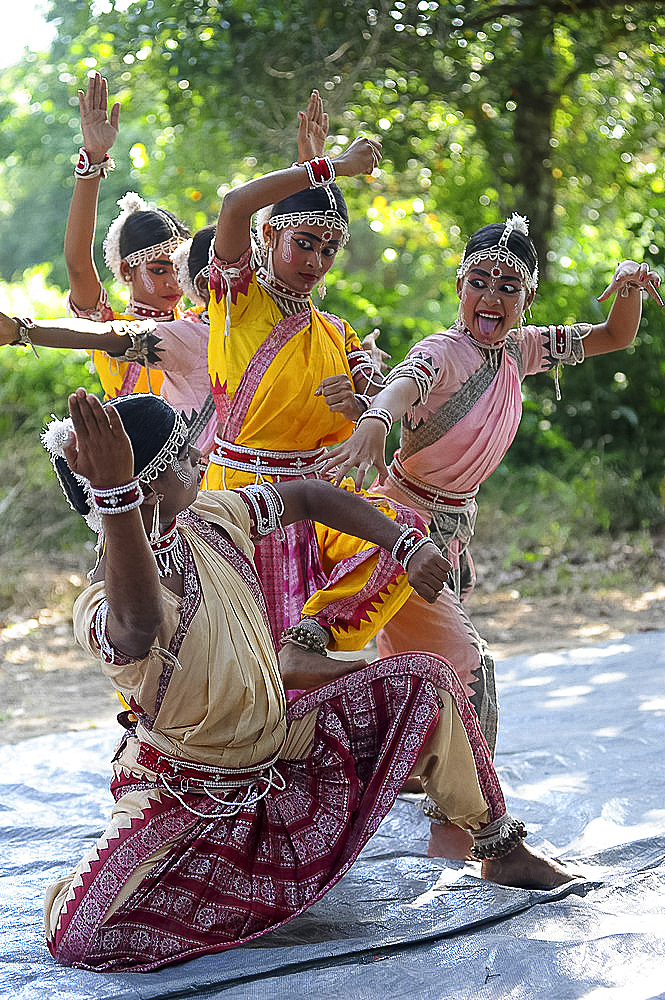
64 388 134 489
333 135 382 178
597 260 663 306
297 89 329 161
78 71 120 158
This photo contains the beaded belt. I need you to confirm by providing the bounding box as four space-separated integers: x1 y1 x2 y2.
136 742 285 818
388 458 477 513
209 436 327 477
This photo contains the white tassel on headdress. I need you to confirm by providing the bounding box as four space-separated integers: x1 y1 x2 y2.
499 212 530 243
41 415 101 532
103 192 150 283
40 415 75 458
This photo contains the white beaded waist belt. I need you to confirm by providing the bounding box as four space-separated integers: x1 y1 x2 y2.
388 458 478 513
210 437 327 477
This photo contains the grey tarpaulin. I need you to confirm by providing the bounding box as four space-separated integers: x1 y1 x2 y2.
2 630 665 999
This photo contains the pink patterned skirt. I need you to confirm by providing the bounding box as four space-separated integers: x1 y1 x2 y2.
47 655 503 972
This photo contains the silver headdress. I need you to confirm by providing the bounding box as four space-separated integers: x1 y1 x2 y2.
457 213 539 292
103 192 187 283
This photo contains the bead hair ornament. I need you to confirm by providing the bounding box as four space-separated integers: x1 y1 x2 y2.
268 208 349 246
103 192 187 284
457 213 539 293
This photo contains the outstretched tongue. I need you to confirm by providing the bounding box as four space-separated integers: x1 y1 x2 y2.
477 313 500 337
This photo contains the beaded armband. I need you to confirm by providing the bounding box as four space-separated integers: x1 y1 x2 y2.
385 355 437 406
91 479 144 514
301 156 336 187
355 406 393 435
237 482 285 537
281 619 330 657
391 525 433 570
74 147 115 179
11 316 39 357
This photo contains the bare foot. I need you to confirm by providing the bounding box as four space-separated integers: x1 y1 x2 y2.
427 821 475 860
481 841 575 889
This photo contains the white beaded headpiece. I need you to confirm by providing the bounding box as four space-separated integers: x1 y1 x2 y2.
171 238 208 307
457 213 539 292
103 192 187 283
267 209 349 247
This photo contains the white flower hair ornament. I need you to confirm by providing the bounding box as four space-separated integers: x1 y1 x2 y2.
41 416 102 532
171 238 206 308
103 192 150 283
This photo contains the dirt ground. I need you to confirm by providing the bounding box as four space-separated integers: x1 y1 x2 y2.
3 549 665 747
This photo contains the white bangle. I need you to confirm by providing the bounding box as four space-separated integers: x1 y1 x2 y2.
355 407 393 435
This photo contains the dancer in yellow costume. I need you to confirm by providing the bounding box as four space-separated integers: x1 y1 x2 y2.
64 72 190 399
204 92 429 657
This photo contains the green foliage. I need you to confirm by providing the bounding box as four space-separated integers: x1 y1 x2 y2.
1 0 664 566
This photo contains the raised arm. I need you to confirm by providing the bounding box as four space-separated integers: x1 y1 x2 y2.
320 374 421 490
214 134 381 265
63 388 164 658
586 259 662 357
64 73 120 311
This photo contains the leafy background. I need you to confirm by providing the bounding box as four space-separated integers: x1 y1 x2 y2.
2 0 665 615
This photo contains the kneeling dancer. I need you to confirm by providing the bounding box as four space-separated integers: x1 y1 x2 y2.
42 389 571 973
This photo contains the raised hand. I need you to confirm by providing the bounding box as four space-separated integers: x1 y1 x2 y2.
361 327 391 371
333 135 382 178
78 71 120 159
297 89 329 161
64 388 134 488
597 260 663 306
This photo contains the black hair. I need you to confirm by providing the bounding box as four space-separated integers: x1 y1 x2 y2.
463 222 538 277
111 394 180 476
188 225 215 281
119 208 190 258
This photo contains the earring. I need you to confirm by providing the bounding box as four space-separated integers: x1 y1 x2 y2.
149 495 163 542
265 243 274 280
317 277 327 299
455 299 466 331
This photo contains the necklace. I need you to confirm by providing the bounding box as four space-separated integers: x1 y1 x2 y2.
129 298 174 321
255 267 311 317
457 323 505 370
150 520 185 577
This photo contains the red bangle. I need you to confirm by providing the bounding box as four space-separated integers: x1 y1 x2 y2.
303 156 335 187
91 479 143 513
